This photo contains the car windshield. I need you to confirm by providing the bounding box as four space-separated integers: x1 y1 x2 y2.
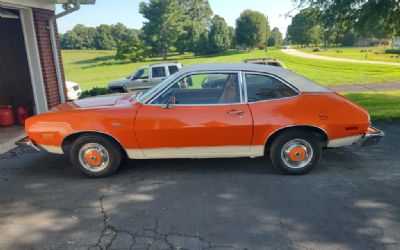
137 72 179 103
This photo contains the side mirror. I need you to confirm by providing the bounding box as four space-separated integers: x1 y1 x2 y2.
162 96 176 109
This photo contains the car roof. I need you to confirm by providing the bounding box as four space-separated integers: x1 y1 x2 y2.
148 62 182 67
180 63 331 93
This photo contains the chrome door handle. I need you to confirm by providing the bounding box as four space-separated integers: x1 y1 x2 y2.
227 110 244 115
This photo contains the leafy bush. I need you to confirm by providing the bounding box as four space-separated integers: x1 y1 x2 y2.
385 49 400 54
79 87 113 99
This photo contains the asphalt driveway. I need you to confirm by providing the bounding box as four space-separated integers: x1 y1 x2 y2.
0 121 399 250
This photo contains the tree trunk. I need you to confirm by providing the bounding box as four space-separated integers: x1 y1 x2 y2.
163 45 167 60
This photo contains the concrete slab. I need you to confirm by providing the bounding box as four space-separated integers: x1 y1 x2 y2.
0 125 26 154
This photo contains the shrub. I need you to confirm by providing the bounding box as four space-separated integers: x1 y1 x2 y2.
258 44 266 50
79 87 113 99
385 49 400 54
312 48 320 52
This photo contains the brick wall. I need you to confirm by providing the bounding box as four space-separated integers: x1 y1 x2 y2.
32 8 66 108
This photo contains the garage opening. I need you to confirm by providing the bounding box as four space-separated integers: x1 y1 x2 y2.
0 7 35 154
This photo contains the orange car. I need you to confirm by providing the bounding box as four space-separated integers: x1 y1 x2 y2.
17 63 384 177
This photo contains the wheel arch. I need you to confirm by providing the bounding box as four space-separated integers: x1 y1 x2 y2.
264 125 329 152
62 131 127 157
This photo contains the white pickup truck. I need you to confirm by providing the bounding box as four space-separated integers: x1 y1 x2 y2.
107 62 182 92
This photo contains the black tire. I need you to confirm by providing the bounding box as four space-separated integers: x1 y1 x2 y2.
123 85 128 93
270 129 322 175
69 134 122 177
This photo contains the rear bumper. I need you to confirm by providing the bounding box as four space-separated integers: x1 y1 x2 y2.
327 126 384 148
357 127 385 146
15 137 40 152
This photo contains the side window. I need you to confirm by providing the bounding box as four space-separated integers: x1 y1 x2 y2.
152 73 240 105
152 66 166 78
135 68 149 79
168 65 179 75
245 74 298 102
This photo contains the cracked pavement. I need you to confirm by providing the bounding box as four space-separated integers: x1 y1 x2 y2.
0 121 399 250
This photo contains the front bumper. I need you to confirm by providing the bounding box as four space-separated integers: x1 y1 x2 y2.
357 127 385 146
15 137 40 152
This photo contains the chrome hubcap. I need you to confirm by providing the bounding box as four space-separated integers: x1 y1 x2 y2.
281 139 313 169
78 143 110 172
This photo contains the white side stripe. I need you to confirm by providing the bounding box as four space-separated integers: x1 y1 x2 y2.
127 146 264 159
327 135 363 148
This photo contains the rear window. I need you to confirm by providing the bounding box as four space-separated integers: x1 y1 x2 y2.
168 65 179 75
245 74 298 102
152 66 166 78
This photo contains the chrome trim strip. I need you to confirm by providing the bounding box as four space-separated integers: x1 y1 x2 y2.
264 124 330 146
61 130 131 156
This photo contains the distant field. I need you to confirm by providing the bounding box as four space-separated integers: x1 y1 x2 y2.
297 46 400 63
62 48 400 91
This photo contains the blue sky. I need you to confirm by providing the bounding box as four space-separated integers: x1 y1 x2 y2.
56 0 297 36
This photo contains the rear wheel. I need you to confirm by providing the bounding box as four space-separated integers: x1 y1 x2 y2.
70 134 122 177
270 130 322 175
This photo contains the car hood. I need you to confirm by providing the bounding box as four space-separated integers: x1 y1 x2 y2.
50 93 137 112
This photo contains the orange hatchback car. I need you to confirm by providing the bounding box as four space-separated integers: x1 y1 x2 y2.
17 63 384 177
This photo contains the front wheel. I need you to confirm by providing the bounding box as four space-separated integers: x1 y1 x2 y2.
270 130 322 175
70 134 122 177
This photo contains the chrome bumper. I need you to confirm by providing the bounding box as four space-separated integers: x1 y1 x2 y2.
358 127 385 146
15 137 41 152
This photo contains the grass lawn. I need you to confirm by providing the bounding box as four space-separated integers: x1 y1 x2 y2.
343 91 400 121
297 46 400 63
62 48 400 91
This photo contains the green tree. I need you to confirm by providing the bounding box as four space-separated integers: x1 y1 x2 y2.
309 25 323 47
228 26 236 49
267 27 283 46
294 0 400 37
287 8 320 46
342 31 356 46
115 36 148 62
208 15 230 53
94 24 117 50
176 0 213 55
61 24 96 49
139 0 186 59
236 10 269 50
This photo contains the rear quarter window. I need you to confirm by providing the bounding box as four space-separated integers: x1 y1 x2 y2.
168 65 179 75
152 66 166 78
245 74 298 102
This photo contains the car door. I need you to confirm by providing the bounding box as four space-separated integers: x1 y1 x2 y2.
134 71 254 158
127 67 150 90
149 66 167 87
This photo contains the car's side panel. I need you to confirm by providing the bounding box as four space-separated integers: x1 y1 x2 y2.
249 92 370 146
134 104 253 151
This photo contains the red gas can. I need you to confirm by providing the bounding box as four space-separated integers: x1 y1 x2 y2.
0 106 15 127
17 105 33 126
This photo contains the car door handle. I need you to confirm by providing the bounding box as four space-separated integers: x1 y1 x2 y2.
143 80 148 83
227 110 244 115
